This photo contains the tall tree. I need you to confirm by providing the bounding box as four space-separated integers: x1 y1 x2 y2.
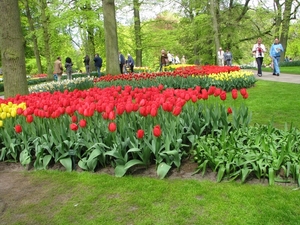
102 0 120 75
39 0 52 79
209 0 221 61
274 0 300 60
133 0 142 67
0 0 29 98
22 0 43 74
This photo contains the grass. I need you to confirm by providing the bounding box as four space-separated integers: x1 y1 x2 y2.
2 171 300 225
1 78 300 225
262 66 300 75
225 80 300 129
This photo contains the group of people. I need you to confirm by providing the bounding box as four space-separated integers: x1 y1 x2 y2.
119 52 135 74
53 57 73 81
54 38 285 80
53 51 134 80
252 37 284 77
217 37 285 77
217 48 233 66
159 50 186 72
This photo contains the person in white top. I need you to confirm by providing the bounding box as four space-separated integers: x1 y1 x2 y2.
181 55 186 64
167 51 173 64
252 37 266 77
217 47 224 66
174 54 180 64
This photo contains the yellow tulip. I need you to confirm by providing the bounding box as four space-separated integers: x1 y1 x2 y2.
0 112 6 120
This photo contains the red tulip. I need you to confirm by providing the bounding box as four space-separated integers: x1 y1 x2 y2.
108 111 116 120
125 103 133 113
220 91 227 101
136 129 145 139
150 107 158 117
214 88 221 97
108 122 117 132
14 124 22 133
79 119 87 128
153 125 161 137
70 123 78 131
231 89 238 100
16 108 23 115
227 107 232 114
201 89 208 100
172 106 182 116
26 115 34 123
240 88 247 96
71 115 77 123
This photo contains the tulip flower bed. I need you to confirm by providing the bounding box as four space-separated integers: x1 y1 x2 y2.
1 65 299 185
0 84 252 179
95 66 256 92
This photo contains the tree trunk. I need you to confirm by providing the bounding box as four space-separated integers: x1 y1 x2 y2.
40 0 52 79
209 0 220 64
87 26 96 72
81 2 96 72
133 0 142 67
273 0 282 38
102 0 120 75
280 0 293 61
0 0 29 98
24 0 43 74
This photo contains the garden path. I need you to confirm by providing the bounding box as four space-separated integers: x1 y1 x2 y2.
249 70 300 84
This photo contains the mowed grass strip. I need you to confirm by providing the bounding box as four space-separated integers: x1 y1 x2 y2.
1 171 299 225
262 66 300 75
221 80 300 129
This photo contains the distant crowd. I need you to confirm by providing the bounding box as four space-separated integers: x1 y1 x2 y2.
159 50 186 72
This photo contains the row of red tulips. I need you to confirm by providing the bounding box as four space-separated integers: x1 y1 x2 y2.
93 65 241 83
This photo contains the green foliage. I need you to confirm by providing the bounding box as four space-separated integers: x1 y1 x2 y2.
279 60 300 67
192 123 300 185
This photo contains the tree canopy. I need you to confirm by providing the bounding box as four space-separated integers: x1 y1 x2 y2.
0 0 300 97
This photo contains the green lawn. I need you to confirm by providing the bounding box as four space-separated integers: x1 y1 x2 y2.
262 66 300 75
226 80 300 129
1 171 299 225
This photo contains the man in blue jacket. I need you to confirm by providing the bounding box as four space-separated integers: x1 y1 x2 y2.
94 54 102 77
127 54 134 73
270 38 284 76
119 52 126 74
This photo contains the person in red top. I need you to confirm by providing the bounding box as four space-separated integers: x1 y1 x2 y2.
252 37 266 77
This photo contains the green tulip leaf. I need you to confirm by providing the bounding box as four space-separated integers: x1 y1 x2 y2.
60 157 72 172
157 162 171 179
43 155 52 169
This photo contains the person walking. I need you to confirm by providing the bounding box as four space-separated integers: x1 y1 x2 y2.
217 47 224 66
174 54 180 64
270 38 284 76
252 37 266 77
181 55 186 64
224 49 233 66
53 56 63 81
94 54 102 77
65 57 73 80
127 54 134 73
159 50 168 72
119 52 126 74
83 55 90 76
